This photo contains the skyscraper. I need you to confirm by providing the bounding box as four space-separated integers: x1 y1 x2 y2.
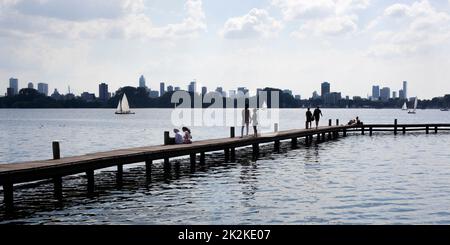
188 81 197 93
99 83 109 101
160 82 165 96
403 81 408 99
167 85 174 92
37 83 49 96
399 89 405 100
380 87 391 101
9 78 18 95
321 82 330 97
28 82 34 89
139 75 146 88
372 85 380 100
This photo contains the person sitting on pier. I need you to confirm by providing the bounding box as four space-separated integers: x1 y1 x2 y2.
252 108 259 137
348 116 363 126
347 118 356 125
182 127 192 144
356 116 363 125
241 104 250 138
313 106 323 129
306 108 313 129
174 129 184 144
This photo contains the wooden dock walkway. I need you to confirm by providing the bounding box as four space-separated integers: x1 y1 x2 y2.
1 120 450 210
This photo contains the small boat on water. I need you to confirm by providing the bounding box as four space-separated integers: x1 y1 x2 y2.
408 97 418 114
441 108 449 111
115 94 135 114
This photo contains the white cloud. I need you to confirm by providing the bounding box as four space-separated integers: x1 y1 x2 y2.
271 0 369 37
0 0 206 40
292 14 358 38
368 0 450 57
220 8 282 39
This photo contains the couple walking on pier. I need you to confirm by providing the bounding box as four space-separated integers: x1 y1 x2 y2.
241 104 259 138
306 107 323 129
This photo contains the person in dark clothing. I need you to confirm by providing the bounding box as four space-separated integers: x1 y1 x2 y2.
241 104 250 137
313 107 323 129
305 108 313 129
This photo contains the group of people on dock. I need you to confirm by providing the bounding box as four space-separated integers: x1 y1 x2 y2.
173 127 192 144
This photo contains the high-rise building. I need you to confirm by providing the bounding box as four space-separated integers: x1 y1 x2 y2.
167 85 174 92
403 81 408 99
372 85 380 100
160 82 165 96
174 87 181 91
380 87 391 101
99 83 109 101
399 89 404 100
139 75 146 88
9 78 18 95
321 82 330 97
392 91 397 99
324 92 341 106
201 86 207 96
37 83 49 96
188 81 197 93
28 82 34 89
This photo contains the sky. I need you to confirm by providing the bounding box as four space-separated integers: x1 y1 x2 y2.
1 0 450 99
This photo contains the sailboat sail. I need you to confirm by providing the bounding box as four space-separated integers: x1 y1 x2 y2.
116 99 122 113
115 93 133 114
402 102 407 110
121 94 130 113
413 97 418 112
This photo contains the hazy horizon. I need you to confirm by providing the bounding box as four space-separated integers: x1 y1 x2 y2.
1 0 450 99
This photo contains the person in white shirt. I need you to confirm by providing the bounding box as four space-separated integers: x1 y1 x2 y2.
252 108 258 137
174 129 184 144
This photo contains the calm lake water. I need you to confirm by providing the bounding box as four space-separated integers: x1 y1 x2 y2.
1 108 450 224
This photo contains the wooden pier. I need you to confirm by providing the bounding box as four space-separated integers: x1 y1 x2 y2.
1 120 450 211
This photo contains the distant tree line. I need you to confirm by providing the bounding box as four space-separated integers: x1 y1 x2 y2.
1 87 449 109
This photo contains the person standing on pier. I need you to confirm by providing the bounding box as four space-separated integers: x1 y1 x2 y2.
306 108 313 129
241 104 250 138
252 108 259 137
313 106 323 129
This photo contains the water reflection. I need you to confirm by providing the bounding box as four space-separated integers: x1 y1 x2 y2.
1 132 450 224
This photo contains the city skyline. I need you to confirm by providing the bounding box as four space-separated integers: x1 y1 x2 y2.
1 1 450 98
3 74 423 102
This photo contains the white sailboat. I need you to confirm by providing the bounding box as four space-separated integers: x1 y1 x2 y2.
401 102 407 111
115 94 134 114
408 97 418 114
